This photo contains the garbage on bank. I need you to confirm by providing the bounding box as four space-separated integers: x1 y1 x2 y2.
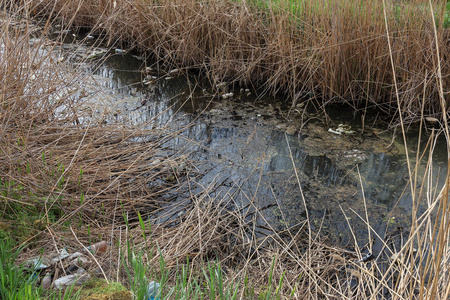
146 281 161 300
25 241 109 290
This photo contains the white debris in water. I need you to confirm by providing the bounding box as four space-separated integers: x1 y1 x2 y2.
328 124 355 135
424 116 439 123
328 128 341 135
216 82 227 89
343 149 367 163
222 92 234 99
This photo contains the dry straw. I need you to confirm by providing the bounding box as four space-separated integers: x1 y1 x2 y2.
30 0 450 123
1 0 450 299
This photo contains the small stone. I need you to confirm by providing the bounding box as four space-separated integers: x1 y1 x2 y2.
165 174 175 181
41 273 52 289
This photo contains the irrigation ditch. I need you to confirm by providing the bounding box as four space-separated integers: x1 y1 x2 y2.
2 0 450 299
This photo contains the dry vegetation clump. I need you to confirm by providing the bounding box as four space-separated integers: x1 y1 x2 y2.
2 1 450 299
0 1 189 245
30 0 450 123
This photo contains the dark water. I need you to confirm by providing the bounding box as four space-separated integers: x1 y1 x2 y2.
81 49 447 252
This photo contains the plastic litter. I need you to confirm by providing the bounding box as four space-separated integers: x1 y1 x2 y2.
71 255 89 267
54 268 91 289
52 248 70 262
222 92 234 99
41 273 52 289
26 258 49 271
87 50 107 59
356 252 374 263
85 241 108 254
67 252 84 260
146 281 160 300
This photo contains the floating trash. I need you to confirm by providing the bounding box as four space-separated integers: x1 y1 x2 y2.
424 116 439 123
215 82 227 89
390 252 404 264
328 124 355 135
87 50 107 59
222 92 234 99
356 252 374 263
343 149 367 163
144 66 154 74
143 75 158 85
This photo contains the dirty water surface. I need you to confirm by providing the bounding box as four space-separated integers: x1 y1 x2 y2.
62 36 448 255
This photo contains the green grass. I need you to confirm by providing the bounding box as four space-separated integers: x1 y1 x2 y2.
0 178 65 243
0 239 81 300
445 1 450 28
78 279 130 299
118 212 287 300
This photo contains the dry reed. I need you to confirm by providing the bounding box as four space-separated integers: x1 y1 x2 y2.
2 0 450 299
28 0 450 123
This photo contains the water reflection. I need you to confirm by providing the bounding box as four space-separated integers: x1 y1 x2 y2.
91 52 447 248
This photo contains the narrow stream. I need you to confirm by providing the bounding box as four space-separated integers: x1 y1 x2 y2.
66 40 448 253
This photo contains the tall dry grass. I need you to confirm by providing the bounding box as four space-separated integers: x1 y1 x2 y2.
29 0 450 123
0 0 189 243
2 0 450 299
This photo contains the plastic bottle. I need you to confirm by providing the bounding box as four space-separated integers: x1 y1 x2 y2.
146 281 160 300
85 241 108 254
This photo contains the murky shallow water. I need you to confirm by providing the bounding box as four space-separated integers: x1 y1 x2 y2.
67 42 447 252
